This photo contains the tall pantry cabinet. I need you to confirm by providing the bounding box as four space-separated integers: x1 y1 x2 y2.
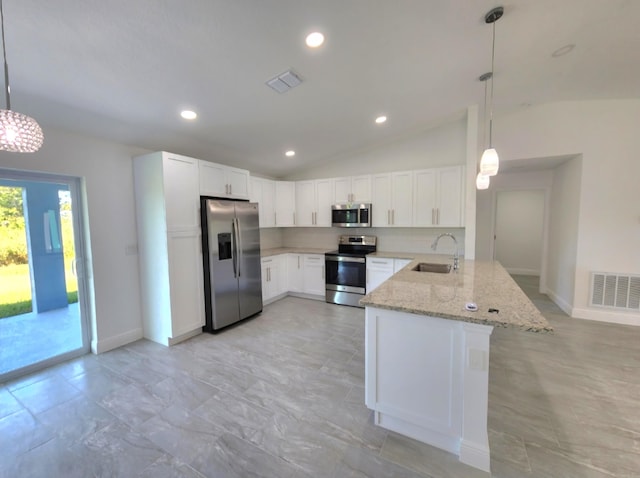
133 152 205 346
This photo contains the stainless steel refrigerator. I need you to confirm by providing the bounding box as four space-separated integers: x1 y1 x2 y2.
201 198 262 332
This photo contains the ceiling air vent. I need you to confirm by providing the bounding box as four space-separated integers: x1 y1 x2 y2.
590 272 640 311
266 69 302 94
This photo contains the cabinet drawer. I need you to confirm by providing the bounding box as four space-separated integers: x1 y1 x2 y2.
304 254 324 265
366 257 394 269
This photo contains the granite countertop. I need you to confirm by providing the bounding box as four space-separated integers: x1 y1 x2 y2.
360 254 552 333
261 247 332 257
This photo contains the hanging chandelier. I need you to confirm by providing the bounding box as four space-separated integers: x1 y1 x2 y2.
0 0 43 153
479 6 503 181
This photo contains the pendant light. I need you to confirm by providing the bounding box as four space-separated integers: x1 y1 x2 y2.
479 6 503 177
0 0 43 153
476 71 492 190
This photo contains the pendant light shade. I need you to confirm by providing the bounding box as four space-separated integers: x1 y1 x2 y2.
0 109 43 152
480 147 499 176
0 0 43 153
476 172 490 190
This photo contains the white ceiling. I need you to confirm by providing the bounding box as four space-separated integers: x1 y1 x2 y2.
6 0 640 177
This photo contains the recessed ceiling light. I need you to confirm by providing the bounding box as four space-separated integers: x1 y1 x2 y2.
180 110 197 120
375 116 387 124
305 32 324 48
285 150 296 157
552 44 575 58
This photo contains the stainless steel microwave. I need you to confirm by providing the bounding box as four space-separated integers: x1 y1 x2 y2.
331 203 372 228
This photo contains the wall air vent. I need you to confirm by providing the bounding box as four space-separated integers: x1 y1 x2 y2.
590 272 640 311
266 69 302 94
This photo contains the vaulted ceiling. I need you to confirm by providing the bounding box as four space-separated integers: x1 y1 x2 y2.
7 0 640 176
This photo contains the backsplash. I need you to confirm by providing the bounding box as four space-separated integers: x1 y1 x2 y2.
263 227 465 256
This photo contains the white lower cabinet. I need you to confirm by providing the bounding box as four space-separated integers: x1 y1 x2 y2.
302 254 325 296
394 259 412 273
367 257 414 293
287 254 304 293
261 255 286 303
366 257 395 293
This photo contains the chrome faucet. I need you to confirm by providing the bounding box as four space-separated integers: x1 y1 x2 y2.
431 233 459 271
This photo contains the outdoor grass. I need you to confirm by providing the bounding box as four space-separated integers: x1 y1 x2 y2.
0 263 78 319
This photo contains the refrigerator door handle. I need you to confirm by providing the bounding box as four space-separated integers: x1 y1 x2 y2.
231 219 238 278
235 216 242 278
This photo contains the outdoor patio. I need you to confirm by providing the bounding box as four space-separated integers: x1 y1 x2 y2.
0 303 83 377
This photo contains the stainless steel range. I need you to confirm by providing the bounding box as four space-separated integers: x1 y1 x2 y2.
325 235 377 307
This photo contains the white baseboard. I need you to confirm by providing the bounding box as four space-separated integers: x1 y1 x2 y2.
545 288 573 316
92 327 143 354
459 439 491 474
572 307 640 327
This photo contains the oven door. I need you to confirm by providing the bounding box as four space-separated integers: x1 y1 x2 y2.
325 255 366 294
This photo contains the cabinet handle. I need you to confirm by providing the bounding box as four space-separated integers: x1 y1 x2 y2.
322 265 325 279
392 209 395 225
436 208 440 225
293 212 296 225
370 260 387 264
229 184 233 195
387 210 390 225
274 212 277 224
432 208 435 224
268 267 271 282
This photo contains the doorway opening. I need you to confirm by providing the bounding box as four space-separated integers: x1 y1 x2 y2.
493 189 547 279
0 170 90 381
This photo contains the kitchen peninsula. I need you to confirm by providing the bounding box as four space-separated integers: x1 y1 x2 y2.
360 256 551 473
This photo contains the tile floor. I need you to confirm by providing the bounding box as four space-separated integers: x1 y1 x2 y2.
1 276 639 477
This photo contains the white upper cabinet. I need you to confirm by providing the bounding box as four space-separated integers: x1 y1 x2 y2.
161 153 200 230
413 166 464 227
275 181 296 226
250 177 276 228
372 171 413 227
295 178 334 227
334 175 372 203
198 160 250 199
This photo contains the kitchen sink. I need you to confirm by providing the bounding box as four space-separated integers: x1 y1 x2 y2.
412 262 452 274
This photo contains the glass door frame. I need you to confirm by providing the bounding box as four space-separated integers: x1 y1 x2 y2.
0 168 91 382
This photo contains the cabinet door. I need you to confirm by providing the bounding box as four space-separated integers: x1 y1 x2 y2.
303 254 325 296
275 181 295 226
436 166 464 227
251 178 276 228
372 174 392 227
334 177 352 203
295 181 316 226
167 230 204 338
163 155 200 230
394 259 412 273
413 169 438 227
315 179 334 226
261 257 278 301
351 175 372 202
226 167 250 199
198 160 227 197
366 257 394 293
287 254 304 293
391 171 413 227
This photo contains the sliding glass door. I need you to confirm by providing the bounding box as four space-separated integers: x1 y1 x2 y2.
0 169 90 381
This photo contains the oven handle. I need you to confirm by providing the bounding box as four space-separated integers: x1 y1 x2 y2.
325 256 366 263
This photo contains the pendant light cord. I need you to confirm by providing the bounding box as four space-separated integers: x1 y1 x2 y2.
488 20 496 149
0 0 10 110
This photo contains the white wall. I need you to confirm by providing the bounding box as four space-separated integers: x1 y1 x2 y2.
494 99 640 325
0 127 148 352
494 190 545 275
286 118 467 180
546 157 582 314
